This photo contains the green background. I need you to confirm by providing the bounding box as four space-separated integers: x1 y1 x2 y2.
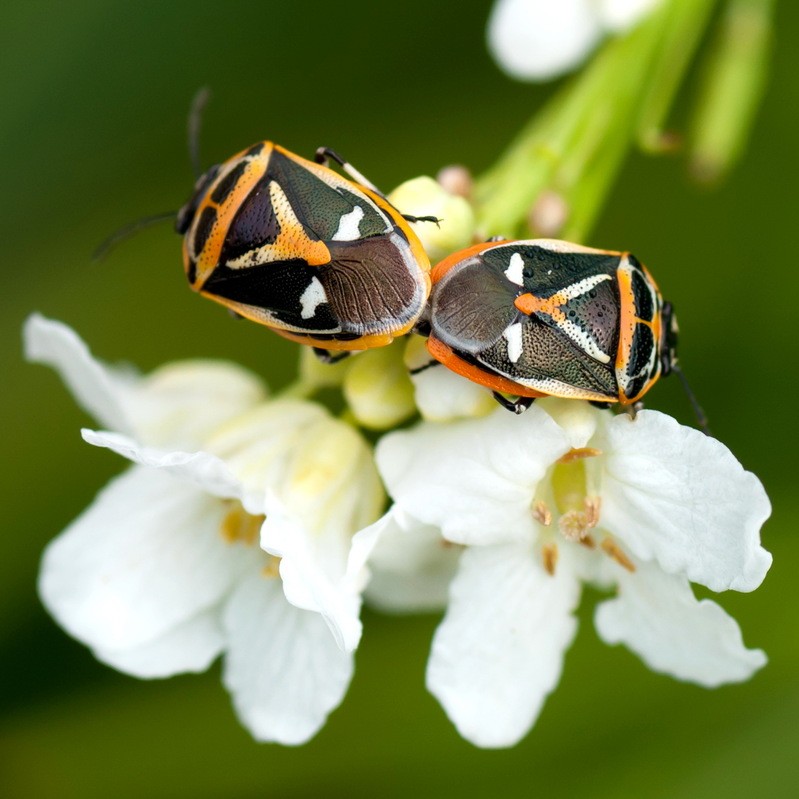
2 1 797 796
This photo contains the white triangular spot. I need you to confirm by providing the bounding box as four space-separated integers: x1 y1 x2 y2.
332 206 365 241
504 322 523 363
505 252 525 286
300 277 328 319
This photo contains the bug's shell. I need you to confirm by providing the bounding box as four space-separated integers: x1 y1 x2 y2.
176 142 431 351
426 239 672 404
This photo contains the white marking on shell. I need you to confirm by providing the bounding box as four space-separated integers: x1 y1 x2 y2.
332 206 365 241
505 252 525 286
556 274 613 364
504 322 524 363
299 277 328 319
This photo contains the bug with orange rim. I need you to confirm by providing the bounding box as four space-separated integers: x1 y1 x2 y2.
420 238 682 416
175 141 437 360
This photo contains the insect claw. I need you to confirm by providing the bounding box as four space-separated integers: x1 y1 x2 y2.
492 392 534 414
313 348 350 365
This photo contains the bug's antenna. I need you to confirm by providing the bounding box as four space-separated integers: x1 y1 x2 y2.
188 87 212 179
672 364 710 435
92 211 177 262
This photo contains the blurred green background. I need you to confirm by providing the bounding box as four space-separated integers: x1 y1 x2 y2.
2 1 797 796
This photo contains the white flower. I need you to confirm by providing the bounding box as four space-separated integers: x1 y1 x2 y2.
373 398 771 748
25 315 384 745
488 0 661 81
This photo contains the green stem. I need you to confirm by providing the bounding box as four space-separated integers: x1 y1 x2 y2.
688 0 776 184
473 0 722 243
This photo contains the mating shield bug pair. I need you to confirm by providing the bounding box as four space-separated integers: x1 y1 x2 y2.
173 138 689 418
102 92 697 422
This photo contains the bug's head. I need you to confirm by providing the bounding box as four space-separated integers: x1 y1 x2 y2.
175 164 220 235
659 301 679 376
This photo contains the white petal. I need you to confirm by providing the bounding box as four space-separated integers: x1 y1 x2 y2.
94 610 224 678
39 466 253 652
595 561 767 686
377 407 571 546
427 544 580 748
597 0 661 32
409 361 497 422
222 573 354 745
261 502 363 653
596 411 772 592
259 417 384 651
82 429 251 510
364 507 460 613
487 0 603 81
538 397 600 448
202 400 330 510
129 360 267 449
24 314 137 433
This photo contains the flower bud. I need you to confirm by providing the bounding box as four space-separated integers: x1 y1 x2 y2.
388 176 476 262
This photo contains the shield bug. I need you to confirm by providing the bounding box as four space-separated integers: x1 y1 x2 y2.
423 238 680 413
175 142 433 353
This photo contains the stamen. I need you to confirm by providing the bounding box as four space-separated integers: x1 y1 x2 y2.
580 534 596 549
533 500 552 526
556 447 602 464
541 543 559 576
584 496 601 528
220 502 264 546
600 537 636 572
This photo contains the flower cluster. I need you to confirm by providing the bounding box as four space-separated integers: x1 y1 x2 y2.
26 315 383 744
27 295 771 748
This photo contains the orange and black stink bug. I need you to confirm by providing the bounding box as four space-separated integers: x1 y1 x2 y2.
175 143 433 354
422 239 680 414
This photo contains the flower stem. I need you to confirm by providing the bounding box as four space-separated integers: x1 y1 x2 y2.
688 0 776 184
474 0 723 243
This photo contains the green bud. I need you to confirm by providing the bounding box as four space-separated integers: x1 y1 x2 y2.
343 344 416 430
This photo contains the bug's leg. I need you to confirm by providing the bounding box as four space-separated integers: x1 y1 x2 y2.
486 235 507 243
315 147 384 195
492 392 534 414
589 401 613 410
408 359 440 376
402 214 441 226
621 401 645 421
313 347 350 365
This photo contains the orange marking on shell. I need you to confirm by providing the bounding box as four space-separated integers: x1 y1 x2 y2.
265 181 330 266
192 156 269 287
430 241 501 284
514 291 567 322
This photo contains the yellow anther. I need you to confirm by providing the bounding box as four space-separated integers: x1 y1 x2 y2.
584 496 601 528
541 543 559 576
556 447 602 464
220 502 264 546
600 537 636 572
533 500 552 526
